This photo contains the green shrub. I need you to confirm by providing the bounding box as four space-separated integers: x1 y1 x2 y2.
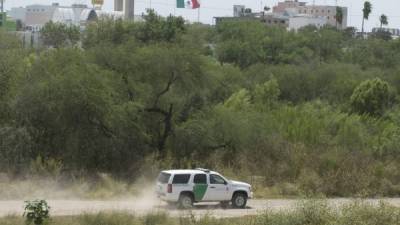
350 78 394 116
23 200 50 225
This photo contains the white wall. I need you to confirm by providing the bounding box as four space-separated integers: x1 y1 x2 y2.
289 16 327 31
8 7 26 22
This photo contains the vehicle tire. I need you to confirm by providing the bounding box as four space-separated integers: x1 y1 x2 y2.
178 193 193 209
232 193 247 209
220 201 230 209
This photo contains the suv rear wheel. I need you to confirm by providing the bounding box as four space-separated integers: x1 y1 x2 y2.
232 193 247 208
178 193 193 209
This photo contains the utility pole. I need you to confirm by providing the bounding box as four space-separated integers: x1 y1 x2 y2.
0 0 4 27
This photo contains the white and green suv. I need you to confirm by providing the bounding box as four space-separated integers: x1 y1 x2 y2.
156 168 253 209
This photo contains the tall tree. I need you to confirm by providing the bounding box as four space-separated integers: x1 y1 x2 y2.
40 21 80 48
335 7 344 29
379 14 388 28
361 1 372 36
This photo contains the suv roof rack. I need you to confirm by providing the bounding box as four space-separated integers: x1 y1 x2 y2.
195 168 210 173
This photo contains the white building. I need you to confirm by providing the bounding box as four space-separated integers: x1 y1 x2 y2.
372 27 400 37
289 14 327 31
233 5 245 17
8 7 26 22
9 3 98 31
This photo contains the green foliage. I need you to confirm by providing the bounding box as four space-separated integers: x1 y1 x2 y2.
216 20 267 68
380 14 388 28
224 89 251 111
362 1 372 20
362 1 372 34
23 200 50 225
1 13 400 197
336 7 344 27
40 21 80 48
253 78 280 109
3 201 400 225
350 78 394 116
135 9 186 43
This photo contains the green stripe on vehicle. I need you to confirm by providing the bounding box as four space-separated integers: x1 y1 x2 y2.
193 184 208 201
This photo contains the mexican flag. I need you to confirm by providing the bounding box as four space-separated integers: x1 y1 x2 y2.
177 0 200 9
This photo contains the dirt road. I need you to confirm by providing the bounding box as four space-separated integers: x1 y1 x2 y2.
1 199 400 218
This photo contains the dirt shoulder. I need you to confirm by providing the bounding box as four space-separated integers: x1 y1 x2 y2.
1 199 400 218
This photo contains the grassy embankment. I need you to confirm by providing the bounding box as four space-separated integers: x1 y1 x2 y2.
1 200 399 225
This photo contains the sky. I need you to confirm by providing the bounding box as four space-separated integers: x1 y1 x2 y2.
3 0 400 31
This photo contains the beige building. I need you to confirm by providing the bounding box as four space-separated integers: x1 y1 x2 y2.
273 0 306 13
262 13 289 28
273 0 347 29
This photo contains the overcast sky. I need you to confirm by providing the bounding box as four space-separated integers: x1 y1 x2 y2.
4 0 400 31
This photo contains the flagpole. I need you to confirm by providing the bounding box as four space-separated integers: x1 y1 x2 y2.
197 7 200 23
172 0 177 17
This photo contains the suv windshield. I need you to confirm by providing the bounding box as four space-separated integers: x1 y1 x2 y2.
157 172 171 184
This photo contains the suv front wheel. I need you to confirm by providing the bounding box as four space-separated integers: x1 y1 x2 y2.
178 193 193 209
232 193 247 208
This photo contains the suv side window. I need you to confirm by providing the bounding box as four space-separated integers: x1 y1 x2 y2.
157 172 171 184
210 174 226 185
193 174 207 184
172 174 191 184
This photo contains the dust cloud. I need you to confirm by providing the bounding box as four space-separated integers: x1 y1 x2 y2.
0 172 160 203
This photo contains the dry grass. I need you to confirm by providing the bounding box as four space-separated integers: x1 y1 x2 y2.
1 200 399 225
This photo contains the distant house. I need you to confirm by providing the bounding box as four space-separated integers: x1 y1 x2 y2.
289 14 327 31
214 0 346 31
8 3 98 31
273 0 347 29
372 27 400 38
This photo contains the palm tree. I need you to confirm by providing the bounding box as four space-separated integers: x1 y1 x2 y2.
335 7 343 29
361 1 372 36
379 14 388 28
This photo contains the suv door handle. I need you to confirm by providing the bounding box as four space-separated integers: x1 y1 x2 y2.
210 186 216 188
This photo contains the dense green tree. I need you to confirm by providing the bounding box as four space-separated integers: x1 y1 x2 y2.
336 7 344 28
215 20 267 68
40 21 80 48
380 14 388 28
361 1 372 35
350 78 394 116
253 78 280 109
135 9 186 43
0 31 25 124
1 13 400 196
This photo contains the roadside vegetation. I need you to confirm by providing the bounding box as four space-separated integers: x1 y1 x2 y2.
1 200 400 225
1 10 400 198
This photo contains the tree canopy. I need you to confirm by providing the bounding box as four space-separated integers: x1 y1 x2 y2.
1 11 400 197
